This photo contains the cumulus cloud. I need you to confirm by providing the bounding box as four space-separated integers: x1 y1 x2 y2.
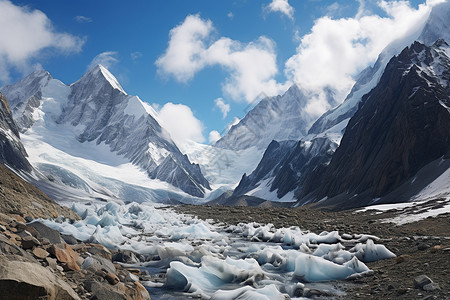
264 0 295 20
208 130 221 144
0 0 85 82
156 14 288 103
74 15 92 23
157 103 205 151
214 98 230 119
285 0 437 117
88 51 119 70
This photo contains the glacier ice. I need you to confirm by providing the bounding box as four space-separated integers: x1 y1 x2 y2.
39 201 396 298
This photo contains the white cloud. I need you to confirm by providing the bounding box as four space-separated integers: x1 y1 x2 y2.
214 98 230 119
88 51 119 70
0 0 85 82
74 15 92 23
209 130 221 144
156 15 213 82
264 0 295 20
226 117 240 133
157 103 205 151
284 0 437 118
156 14 288 103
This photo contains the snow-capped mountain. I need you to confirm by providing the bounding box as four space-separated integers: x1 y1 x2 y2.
301 39 450 209
0 65 210 201
225 1 450 207
214 84 330 151
0 92 31 172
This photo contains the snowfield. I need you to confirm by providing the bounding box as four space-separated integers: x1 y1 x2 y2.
39 202 397 299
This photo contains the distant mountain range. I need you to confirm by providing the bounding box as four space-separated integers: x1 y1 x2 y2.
220 1 450 209
0 2 449 210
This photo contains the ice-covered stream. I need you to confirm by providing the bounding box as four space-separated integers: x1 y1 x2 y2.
38 202 396 299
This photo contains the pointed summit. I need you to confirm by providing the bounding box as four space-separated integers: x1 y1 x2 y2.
74 64 125 94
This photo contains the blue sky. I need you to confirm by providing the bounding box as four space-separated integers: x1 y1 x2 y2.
0 0 435 148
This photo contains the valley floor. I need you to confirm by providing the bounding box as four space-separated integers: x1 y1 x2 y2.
174 200 450 299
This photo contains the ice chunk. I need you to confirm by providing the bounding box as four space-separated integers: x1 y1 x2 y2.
294 254 369 282
352 239 396 262
211 284 287 300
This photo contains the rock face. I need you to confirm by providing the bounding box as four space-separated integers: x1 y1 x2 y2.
0 93 31 172
302 40 450 207
215 85 327 151
1 65 210 198
0 256 80 300
231 138 337 201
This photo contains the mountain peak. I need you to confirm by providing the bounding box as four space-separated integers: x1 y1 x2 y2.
79 64 125 94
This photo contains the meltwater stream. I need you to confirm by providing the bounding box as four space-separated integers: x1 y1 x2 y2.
40 202 396 299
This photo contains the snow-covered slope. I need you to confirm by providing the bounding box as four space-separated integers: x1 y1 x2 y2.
0 65 210 202
215 84 329 151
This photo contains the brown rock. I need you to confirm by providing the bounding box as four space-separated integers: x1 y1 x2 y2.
21 235 41 249
396 254 412 264
9 214 26 224
0 255 80 299
105 272 120 285
32 247 49 259
430 245 442 253
49 243 80 271
132 282 151 300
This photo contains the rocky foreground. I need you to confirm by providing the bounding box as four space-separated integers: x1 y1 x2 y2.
174 201 450 299
0 211 151 300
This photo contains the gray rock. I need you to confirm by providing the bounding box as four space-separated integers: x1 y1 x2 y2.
423 282 440 291
82 255 116 274
28 222 64 244
61 234 78 245
84 281 126 300
414 275 433 289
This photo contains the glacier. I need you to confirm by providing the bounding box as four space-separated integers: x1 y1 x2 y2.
38 201 396 299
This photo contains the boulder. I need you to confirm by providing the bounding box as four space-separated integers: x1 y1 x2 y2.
28 222 64 244
84 281 127 300
21 235 41 249
49 243 80 271
82 255 116 274
414 275 433 289
0 256 79 300
32 247 49 259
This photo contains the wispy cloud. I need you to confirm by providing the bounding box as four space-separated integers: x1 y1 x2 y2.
0 0 85 83
88 51 119 70
74 15 92 23
264 0 295 20
214 98 230 119
131 51 142 61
